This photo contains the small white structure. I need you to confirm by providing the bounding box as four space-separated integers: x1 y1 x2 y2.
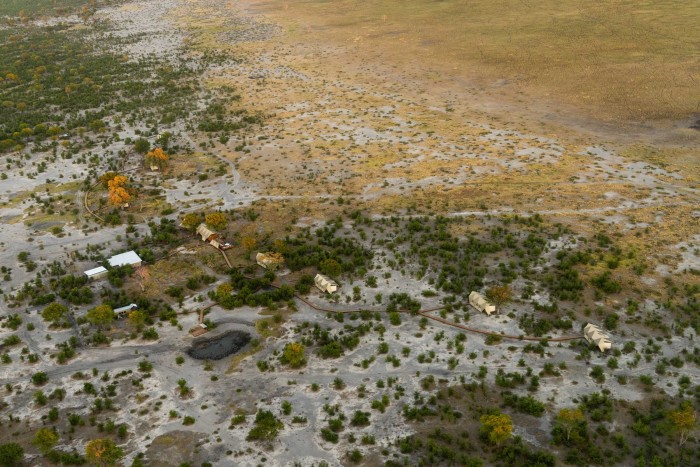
314 274 338 294
114 304 138 318
256 252 284 270
108 251 143 268
84 266 108 281
469 291 496 316
584 323 612 352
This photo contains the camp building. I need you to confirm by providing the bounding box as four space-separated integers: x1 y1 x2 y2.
584 323 612 352
469 291 496 316
314 274 338 294
196 223 232 250
256 252 285 270
108 251 143 268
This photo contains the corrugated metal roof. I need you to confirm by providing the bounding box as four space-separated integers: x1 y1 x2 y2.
108 251 142 267
84 266 107 276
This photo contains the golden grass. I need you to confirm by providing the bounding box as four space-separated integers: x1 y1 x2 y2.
262 0 700 122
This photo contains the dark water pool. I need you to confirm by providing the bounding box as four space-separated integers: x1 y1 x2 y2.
187 330 251 360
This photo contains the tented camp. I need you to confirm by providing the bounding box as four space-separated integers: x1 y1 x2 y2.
196 224 217 242
584 323 612 352
256 252 285 270
196 224 232 250
469 291 496 316
108 251 143 268
314 274 338 294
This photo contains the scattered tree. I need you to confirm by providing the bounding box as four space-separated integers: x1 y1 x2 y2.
0 442 24 466
41 302 67 324
281 342 306 368
107 175 130 206
86 305 115 330
181 213 202 231
205 212 226 230
85 438 124 466
555 408 585 441
32 428 58 454
133 138 150 155
145 147 168 169
319 258 341 278
486 284 512 312
246 410 283 444
668 402 696 446
479 412 513 444
241 236 257 253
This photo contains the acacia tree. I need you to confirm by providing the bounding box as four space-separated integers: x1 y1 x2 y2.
0 442 24 466
319 258 341 278
556 408 585 442
281 342 306 368
205 212 226 230
479 412 513 444
41 302 67 324
486 284 512 312
32 428 58 454
241 236 257 253
128 310 147 331
668 403 696 446
86 304 115 330
181 213 202 231
133 138 150 155
85 438 124 466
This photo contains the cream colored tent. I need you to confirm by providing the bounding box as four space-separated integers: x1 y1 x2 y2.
256 252 285 270
196 223 218 242
469 291 496 316
584 323 612 352
314 274 338 294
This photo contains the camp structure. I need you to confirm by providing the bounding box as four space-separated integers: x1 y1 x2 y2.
108 251 143 268
469 291 496 316
189 309 208 337
114 303 138 319
190 323 208 337
196 223 232 250
84 266 108 281
314 274 338 294
256 252 285 270
584 323 612 352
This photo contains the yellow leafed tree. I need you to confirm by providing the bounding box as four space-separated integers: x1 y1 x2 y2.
107 175 131 206
668 403 696 446
480 413 513 444
146 147 169 169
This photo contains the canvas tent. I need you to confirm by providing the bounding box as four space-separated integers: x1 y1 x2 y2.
469 291 496 316
314 274 338 294
584 323 612 352
256 252 285 270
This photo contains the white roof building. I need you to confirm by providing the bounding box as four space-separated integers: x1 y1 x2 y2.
114 304 138 317
84 266 108 280
314 274 338 294
584 323 612 352
108 251 142 268
469 291 496 316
